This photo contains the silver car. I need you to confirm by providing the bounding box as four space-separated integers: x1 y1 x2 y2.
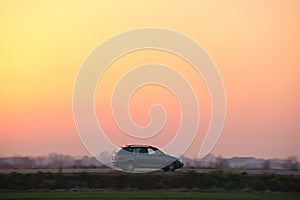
112 145 184 172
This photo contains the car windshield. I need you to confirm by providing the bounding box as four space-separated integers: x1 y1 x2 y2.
155 149 164 155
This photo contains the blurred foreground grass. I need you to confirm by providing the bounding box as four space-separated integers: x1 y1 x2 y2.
0 192 299 200
1 170 299 192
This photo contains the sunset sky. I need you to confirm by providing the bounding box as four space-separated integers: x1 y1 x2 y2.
0 0 299 159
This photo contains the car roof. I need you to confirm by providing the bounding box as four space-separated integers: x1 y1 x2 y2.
124 144 154 148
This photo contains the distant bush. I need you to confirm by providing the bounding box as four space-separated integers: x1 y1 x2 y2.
0 170 299 192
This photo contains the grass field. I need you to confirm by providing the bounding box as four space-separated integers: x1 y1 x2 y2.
0 192 299 200
1 171 299 192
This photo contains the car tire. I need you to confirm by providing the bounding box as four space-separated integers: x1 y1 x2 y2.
162 166 169 172
124 161 135 172
168 163 176 172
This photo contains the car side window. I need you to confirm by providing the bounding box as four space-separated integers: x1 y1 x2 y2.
123 147 133 152
149 147 162 155
132 148 140 154
139 147 148 153
131 147 149 154
148 148 156 155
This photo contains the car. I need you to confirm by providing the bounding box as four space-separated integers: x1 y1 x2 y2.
112 145 184 172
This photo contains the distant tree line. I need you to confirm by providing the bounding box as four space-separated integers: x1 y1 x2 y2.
0 153 105 169
0 153 299 171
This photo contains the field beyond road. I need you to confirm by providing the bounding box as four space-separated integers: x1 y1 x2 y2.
0 192 299 200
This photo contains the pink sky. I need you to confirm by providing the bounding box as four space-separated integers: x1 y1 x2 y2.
0 1 299 159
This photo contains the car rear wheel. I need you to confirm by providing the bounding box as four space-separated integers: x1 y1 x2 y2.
124 161 135 172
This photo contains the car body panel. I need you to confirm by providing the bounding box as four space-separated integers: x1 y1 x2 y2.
112 145 184 171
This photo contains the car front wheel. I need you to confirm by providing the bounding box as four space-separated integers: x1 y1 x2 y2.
168 163 176 172
162 162 176 172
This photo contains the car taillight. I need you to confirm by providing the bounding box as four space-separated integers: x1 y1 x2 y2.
116 154 122 159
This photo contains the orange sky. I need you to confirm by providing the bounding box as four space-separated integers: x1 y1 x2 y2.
0 0 299 159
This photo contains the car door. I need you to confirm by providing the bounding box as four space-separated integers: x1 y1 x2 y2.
131 147 149 168
147 147 169 168
138 147 151 168
131 147 140 167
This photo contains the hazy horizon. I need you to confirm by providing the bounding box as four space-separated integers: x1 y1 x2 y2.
0 144 299 161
